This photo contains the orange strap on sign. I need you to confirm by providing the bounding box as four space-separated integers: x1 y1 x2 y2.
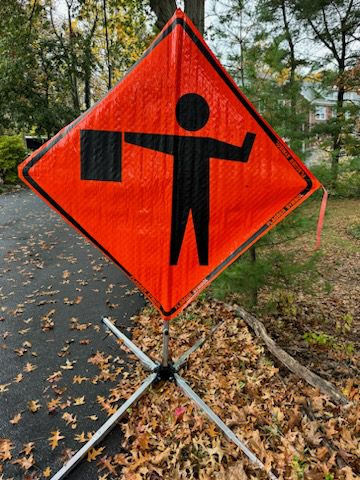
315 186 328 249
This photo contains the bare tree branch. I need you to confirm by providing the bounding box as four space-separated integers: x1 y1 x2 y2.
232 304 350 406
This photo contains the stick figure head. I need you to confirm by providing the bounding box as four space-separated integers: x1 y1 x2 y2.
176 93 210 131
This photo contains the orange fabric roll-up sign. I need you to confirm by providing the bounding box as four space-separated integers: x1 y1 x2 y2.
18 10 321 319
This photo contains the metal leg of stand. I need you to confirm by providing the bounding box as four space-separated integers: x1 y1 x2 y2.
174 374 278 480
51 373 157 480
102 317 157 371
162 320 170 367
173 321 223 371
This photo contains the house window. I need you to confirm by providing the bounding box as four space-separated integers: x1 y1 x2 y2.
315 106 326 120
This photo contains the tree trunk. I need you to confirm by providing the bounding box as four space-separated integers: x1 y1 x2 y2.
249 245 258 305
149 0 205 35
185 0 205 35
84 47 91 110
66 2 80 114
103 0 111 90
84 11 98 109
281 0 297 152
239 7 245 88
149 0 177 31
332 83 345 183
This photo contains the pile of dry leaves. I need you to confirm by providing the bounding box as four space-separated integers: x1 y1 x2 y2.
0 299 359 479
94 299 359 479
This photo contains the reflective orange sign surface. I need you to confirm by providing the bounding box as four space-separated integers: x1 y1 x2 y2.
19 10 321 319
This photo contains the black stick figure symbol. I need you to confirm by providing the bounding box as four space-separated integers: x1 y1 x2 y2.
80 94 255 266
125 93 256 266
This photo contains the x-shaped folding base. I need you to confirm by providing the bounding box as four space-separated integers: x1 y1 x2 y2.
51 318 278 480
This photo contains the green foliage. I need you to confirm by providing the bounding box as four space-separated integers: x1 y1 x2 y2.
212 200 320 307
238 380 246 391
210 0 360 185
336 313 353 334
294 0 360 182
0 1 76 136
303 331 334 347
292 455 307 479
311 160 360 198
209 0 312 159
211 248 273 304
0 0 152 137
348 223 360 240
241 45 310 158
0 135 26 184
212 236 319 308
107 0 153 82
303 329 355 355
343 342 355 355
267 290 297 317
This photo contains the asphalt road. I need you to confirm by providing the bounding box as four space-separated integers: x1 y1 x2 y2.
0 189 146 479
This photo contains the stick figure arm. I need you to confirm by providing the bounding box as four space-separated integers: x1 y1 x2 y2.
125 132 176 155
207 132 256 162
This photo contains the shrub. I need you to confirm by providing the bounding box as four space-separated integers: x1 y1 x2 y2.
311 158 360 198
211 203 320 308
0 135 27 184
337 169 360 198
212 245 319 308
348 223 360 240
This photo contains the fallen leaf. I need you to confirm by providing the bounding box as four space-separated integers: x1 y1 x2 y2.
21 443 34 455
206 423 219 438
87 446 105 462
0 439 14 461
47 371 62 383
73 375 88 384
87 415 98 421
47 397 62 412
64 296 82 305
18 328 30 335
174 406 186 422
62 270 71 279
14 373 23 383
23 362 37 373
49 430 65 450
60 359 75 370
151 448 171 465
14 347 27 356
97 455 118 475
88 351 108 366
74 432 87 443
41 309 55 331
137 433 150 450
27 400 41 413
62 412 77 429
43 466 52 478
12 454 35 470
9 413 22 425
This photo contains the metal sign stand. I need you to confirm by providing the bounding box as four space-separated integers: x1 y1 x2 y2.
51 317 278 480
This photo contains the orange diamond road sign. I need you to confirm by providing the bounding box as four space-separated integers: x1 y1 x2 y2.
19 9 321 319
